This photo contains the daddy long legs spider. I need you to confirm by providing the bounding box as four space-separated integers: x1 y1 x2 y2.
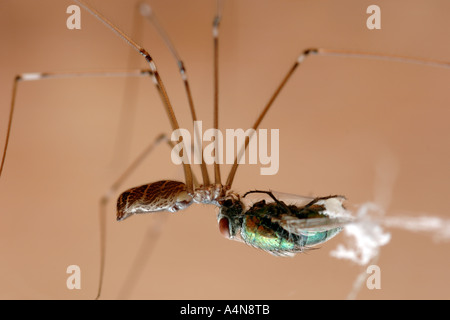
1 0 450 299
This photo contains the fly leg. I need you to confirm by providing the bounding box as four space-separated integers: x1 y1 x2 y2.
244 190 291 213
304 195 346 209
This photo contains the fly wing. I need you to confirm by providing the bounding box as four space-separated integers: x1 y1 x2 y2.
277 195 353 247
280 216 354 235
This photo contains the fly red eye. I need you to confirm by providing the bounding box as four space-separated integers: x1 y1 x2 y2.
218 217 230 239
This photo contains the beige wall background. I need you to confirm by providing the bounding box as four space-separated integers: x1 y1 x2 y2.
0 0 449 299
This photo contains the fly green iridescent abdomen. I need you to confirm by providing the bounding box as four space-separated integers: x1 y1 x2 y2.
301 227 343 246
241 214 343 253
240 200 343 255
241 214 303 253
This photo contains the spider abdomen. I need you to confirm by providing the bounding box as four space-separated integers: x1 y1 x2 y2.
117 180 193 221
